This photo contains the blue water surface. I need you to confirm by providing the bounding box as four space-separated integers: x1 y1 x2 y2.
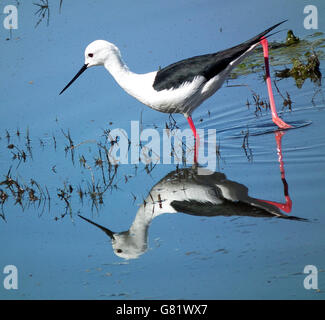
1 0 325 299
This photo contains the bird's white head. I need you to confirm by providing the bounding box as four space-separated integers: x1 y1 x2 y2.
84 40 120 68
77 214 147 260
111 231 148 260
59 40 121 95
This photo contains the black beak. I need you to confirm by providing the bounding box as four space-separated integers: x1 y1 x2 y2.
59 64 88 95
78 214 115 240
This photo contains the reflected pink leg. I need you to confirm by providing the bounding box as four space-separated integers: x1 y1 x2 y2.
186 116 200 163
257 130 292 213
260 37 292 129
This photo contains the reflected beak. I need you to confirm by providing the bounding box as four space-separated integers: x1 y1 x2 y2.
78 214 115 240
59 64 88 95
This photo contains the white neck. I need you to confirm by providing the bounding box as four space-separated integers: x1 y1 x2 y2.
103 51 156 106
104 53 139 94
129 198 172 235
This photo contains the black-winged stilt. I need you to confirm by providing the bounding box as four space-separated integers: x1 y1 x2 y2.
60 21 292 145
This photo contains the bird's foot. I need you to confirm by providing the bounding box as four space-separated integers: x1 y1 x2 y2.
258 196 292 213
272 117 292 129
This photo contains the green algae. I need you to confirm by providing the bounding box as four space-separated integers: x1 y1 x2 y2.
286 30 300 45
275 51 321 88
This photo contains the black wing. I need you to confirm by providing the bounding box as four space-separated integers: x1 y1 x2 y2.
153 20 287 91
170 199 306 220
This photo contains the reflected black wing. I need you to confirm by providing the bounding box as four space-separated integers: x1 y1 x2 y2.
170 199 306 220
153 21 287 91
170 199 277 217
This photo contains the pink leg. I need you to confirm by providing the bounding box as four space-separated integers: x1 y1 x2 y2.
260 37 292 129
257 130 292 213
186 116 200 163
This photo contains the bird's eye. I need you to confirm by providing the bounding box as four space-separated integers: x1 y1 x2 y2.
116 249 123 253
88 53 93 58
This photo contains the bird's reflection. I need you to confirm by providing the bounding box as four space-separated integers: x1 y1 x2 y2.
79 130 305 260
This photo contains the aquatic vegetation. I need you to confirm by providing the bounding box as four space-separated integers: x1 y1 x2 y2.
1 119 218 221
33 0 50 28
273 81 293 111
286 30 300 46
0 126 156 220
276 51 321 88
231 30 324 80
0 168 50 220
32 0 64 27
241 129 253 162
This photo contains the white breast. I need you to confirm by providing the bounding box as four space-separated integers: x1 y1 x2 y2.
110 66 207 115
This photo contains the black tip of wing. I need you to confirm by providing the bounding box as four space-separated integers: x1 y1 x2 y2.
280 215 309 222
250 20 288 43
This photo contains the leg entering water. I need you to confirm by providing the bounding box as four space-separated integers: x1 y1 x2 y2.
260 37 292 130
186 116 200 164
